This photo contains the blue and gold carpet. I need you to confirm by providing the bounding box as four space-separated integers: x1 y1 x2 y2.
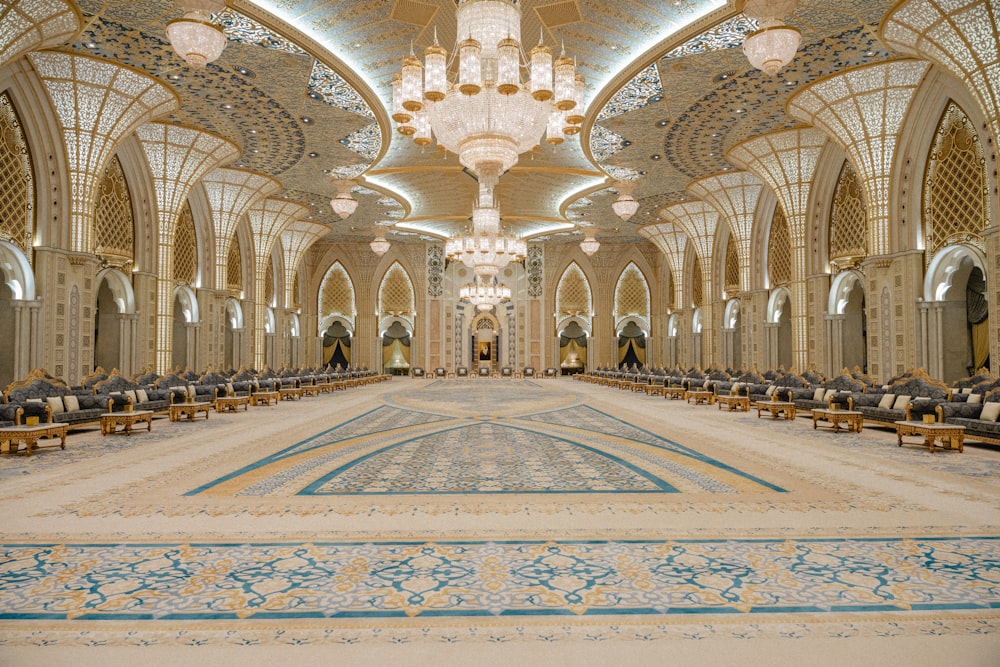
1 379 998 663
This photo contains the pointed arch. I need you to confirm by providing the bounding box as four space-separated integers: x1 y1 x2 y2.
318 260 356 334
556 261 592 335
378 261 415 334
614 261 650 333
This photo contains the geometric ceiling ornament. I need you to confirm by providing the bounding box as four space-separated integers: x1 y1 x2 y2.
880 0 1000 174
638 222 687 312
687 171 764 293
0 0 81 71
201 168 282 291
657 201 719 301
596 64 663 122
281 220 329 310
27 51 179 253
787 59 931 256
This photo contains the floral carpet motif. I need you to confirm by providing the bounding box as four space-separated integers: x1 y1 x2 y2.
1 537 998 621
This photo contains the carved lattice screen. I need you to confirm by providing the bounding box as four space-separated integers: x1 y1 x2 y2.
172 202 197 284
93 154 134 266
0 92 33 254
830 160 867 263
768 205 791 286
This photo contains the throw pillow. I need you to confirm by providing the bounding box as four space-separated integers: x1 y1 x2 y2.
25 398 43 404
124 389 137 403
46 396 64 414
187 385 196 398
980 401 1000 421
62 394 80 412
877 393 896 409
892 394 912 411
765 385 776 397
962 387 973 394
967 393 982 405
226 382 235 396
813 387 825 401
136 389 148 404
824 389 838 401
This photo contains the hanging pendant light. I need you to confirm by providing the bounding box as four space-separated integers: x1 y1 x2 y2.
741 0 801 76
330 179 358 219
611 181 640 221
580 229 600 256
165 0 227 69
370 226 391 256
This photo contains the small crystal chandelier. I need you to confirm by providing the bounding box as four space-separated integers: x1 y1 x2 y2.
611 181 640 221
742 0 801 76
460 275 512 311
165 0 227 69
330 179 358 219
446 185 526 279
579 229 600 256
393 0 584 191
370 226 391 256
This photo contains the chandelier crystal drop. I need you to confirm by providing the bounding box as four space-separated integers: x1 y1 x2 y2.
165 0 227 69
460 275 512 311
395 0 583 191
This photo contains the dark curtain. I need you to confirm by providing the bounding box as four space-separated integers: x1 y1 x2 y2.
968 268 989 370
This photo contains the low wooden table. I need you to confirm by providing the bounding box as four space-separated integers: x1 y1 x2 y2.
300 385 321 397
685 390 715 405
663 386 687 400
644 383 667 397
895 420 964 453
168 401 211 422
812 407 863 433
215 395 251 413
716 394 750 412
101 410 153 435
757 400 796 420
279 386 305 401
250 391 279 406
0 422 68 455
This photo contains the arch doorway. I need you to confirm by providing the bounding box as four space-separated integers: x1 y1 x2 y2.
767 288 793 370
722 299 742 370
94 268 136 375
924 244 989 381
559 320 588 374
223 298 243 371
382 320 411 375
172 285 199 372
828 270 867 373
472 312 498 372
616 320 645 369
322 319 352 369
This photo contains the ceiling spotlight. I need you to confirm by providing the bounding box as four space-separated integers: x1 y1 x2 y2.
165 0 227 69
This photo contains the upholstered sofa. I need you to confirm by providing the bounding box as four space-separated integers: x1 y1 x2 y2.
846 375 951 425
790 373 866 414
3 373 110 427
935 387 1000 444
93 373 172 413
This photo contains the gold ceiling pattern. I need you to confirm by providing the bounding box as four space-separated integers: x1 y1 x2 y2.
54 0 924 257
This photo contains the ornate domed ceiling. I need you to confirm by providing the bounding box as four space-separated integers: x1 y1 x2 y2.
69 0 895 250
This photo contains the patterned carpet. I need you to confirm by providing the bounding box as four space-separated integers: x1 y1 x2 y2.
1 379 998 664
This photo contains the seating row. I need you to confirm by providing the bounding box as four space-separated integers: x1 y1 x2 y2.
579 364 1000 448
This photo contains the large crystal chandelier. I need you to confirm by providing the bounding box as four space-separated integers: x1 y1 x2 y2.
460 276 512 311
445 186 526 280
742 0 801 76
393 0 584 190
165 0 227 69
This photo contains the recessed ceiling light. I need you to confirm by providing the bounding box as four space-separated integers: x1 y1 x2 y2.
650 154 661 160
86 42 97 49
235 66 254 77
353 42 362 49
248 129 257 134
308 152 319 158
622 140 632 147
221 103 233 110
167 73 182 81
648 94 663 103
656 119 670 127
638 170 647 175
308 91 323 100
785 80 797 86
735 108 746 114
300 116 314 125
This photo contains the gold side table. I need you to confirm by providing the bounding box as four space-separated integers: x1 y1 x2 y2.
101 410 153 436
